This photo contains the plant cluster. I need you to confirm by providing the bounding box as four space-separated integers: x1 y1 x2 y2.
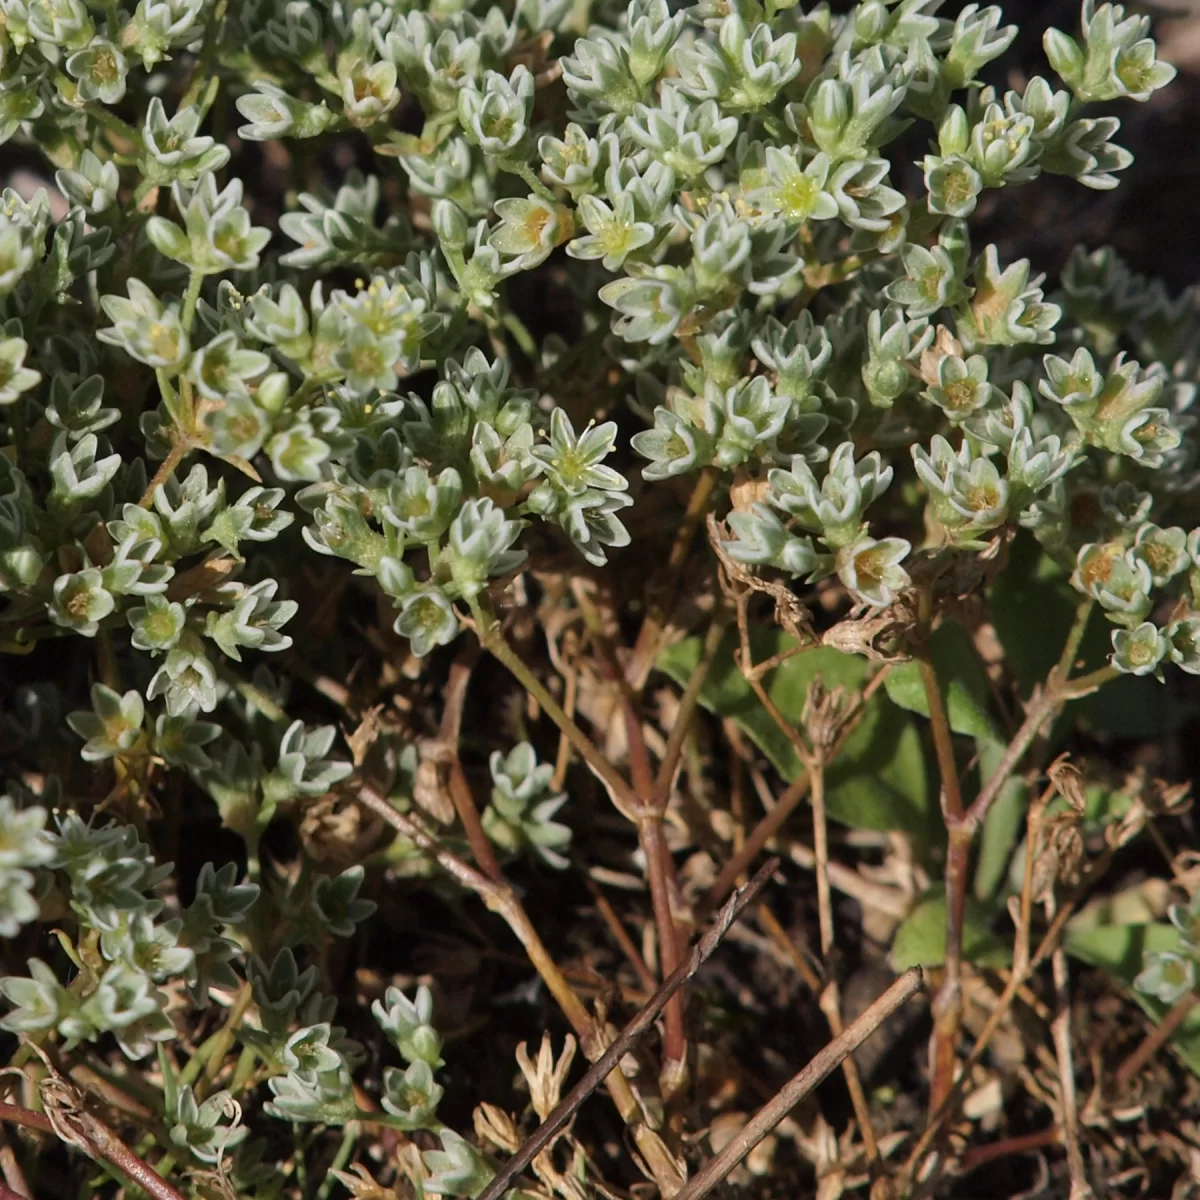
0 0 1197 1197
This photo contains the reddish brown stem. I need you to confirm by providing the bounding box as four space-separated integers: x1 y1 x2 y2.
627 466 718 691
585 875 658 994
0 1102 184 1200
915 601 968 1123
653 611 729 803
961 1127 1061 1172
622 695 688 1093
700 772 810 916
1115 989 1200 1090
438 648 504 883
447 760 503 884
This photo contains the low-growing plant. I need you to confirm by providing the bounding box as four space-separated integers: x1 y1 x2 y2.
0 0 1197 1197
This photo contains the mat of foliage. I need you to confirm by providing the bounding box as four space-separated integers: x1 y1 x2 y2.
1 1 1200 1199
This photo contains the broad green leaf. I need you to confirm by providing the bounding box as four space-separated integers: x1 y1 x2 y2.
1067 879 1171 934
890 885 1012 970
1065 922 1200 1077
884 619 1000 739
989 532 1085 695
989 533 1182 741
973 735 1028 902
656 627 934 837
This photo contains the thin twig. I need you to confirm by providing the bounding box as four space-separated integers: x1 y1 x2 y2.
439 647 505 884
0 1102 185 1200
1047 890 1091 1199
627 466 719 691
1114 989 1200 1090
671 968 924 1200
653 611 730 803
356 783 645 1130
698 658 891 919
809 741 881 1171
755 902 823 995
476 859 780 1200
917 596 969 1121
702 773 810 915
585 874 658 994
551 649 579 792
138 438 190 508
960 1127 1061 1172
470 599 639 816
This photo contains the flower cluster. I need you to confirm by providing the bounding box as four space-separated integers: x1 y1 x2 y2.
0 814 258 1060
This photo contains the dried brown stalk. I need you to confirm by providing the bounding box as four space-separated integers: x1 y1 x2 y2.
672 968 924 1200
1047 889 1091 1198
475 858 779 1200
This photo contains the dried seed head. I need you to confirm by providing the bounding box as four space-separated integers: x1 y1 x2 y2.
1048 754 1087 816
474 1102 521 1154
801 677 855 753
516 1032 576 1121
413 740 456 825
330 1164 401 1200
